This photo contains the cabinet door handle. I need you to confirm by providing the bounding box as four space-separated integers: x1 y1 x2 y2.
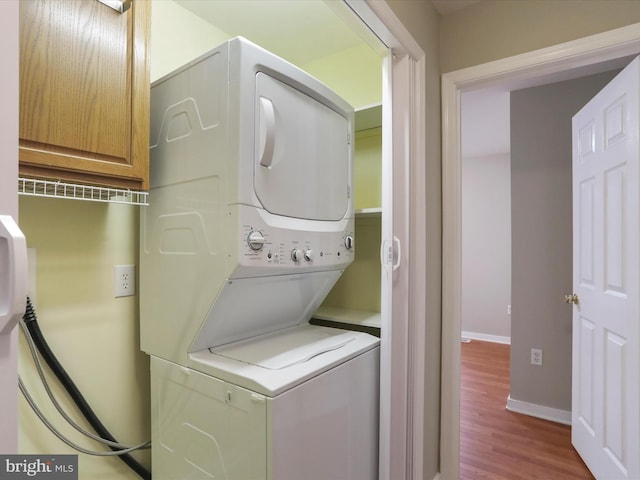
258 97 276 168
96 0 132 14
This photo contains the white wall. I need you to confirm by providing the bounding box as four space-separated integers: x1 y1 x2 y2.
461 89 511 342
461 153 511 341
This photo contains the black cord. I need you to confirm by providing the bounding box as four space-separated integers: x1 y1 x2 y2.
22 296 151 480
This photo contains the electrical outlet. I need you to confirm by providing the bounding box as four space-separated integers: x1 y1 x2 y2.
507 304 512 315
531 348 543 366
114 265 136 298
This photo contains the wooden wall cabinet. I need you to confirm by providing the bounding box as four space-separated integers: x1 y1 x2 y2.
19 0 151 191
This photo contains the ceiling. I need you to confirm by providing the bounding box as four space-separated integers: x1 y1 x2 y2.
173 0 366 65
174 0 485 66
431 0 481 16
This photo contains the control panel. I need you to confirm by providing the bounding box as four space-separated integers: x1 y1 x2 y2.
241 225 353 268
234 205 354 275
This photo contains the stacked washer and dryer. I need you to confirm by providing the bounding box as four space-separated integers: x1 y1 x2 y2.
140 37 380 479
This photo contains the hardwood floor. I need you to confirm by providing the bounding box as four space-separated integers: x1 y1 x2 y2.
460 340 594 479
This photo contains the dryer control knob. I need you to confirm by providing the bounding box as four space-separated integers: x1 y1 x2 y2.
291 248 304 262
247 231 265 251
345 235 354 250
304 249 313 262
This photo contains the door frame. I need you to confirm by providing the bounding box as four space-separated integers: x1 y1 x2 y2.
0 0 20 454
441 23 640 479
338 1 427 478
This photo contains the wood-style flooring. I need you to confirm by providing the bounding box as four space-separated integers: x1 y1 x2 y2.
460 340 594 479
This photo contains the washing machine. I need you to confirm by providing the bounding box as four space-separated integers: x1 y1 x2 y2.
140 37 380 479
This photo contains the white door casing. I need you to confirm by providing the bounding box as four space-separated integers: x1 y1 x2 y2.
0 0 21 455
571 56 640 479
339 1 427 478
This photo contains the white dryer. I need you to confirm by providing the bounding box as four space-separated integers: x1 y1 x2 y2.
141 37 380 479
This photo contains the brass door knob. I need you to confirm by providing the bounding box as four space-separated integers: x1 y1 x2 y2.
564 293 579 305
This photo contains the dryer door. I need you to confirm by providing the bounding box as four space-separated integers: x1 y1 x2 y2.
254 72 351 221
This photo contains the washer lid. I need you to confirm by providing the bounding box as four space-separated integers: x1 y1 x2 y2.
189 324 380 396
212 327 355 370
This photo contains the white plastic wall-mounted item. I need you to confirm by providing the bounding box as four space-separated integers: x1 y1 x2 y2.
0 216 27 335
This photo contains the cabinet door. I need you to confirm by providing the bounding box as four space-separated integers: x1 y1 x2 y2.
19 0 150 190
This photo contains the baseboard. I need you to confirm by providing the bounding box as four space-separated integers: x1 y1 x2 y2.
461 330 511 345
506 394 571 425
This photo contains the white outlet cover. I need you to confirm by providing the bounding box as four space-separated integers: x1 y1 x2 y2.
114 264 136 297
530 348 543 366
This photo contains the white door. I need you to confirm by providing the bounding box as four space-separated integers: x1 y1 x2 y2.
379 48 422 480
571 56 640 479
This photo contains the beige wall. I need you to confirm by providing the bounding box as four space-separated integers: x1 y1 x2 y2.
18 198 150 478
322 127 382 313
150 0 230 82
302 43 382 110
386 1 442 478
441 0 640 73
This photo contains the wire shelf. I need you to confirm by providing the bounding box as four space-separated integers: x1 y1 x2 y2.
18 177 148 206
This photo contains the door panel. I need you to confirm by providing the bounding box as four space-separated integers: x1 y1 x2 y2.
579 178 595 286
604 166 626 295
572 56 640 479
253 72 351 221
604 331 625 468
577 316 595 433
